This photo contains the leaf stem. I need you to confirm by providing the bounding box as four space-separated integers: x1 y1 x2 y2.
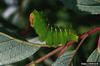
97 36 100 53
34 47 64 64
26 27 100 66
80 27 100 39
68 33 88 66
58 41 76 56
26 46 64 66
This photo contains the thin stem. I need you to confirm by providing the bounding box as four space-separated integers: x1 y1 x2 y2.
26 46 64 66
68 34 88 66
57 27 100 65
97 36 100 53
26 41 77 66
34 47 64 64
26 27 100 66
80 27 100 39
87 27 100 35
57 33 89 56
58 41 76 56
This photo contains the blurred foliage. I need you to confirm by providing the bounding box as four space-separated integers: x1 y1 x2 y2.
0 0 100 66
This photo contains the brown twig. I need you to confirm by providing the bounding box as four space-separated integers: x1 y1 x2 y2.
57 33 88 57
87 27 100 35
80 27 100 39
26 27 100 66
68 33 88 66
26 41 77 66
97 36 100 53
58 27 100 56
34 47 64 64
58 41 76 56
26 46 64 66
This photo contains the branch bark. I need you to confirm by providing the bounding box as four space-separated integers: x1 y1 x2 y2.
26 27 100 66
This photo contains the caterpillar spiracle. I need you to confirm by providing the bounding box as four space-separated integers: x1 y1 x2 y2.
29 10 78 47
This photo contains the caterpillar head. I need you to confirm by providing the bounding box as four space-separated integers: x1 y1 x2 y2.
29 10 39 27
29 12 34 27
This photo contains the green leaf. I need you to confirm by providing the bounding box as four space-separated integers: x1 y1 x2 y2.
77 5 100 14
95 0 100 3
52 50 75 66
77 0 99 5
0 32 40 65
60 0 100 14
87 49 100 62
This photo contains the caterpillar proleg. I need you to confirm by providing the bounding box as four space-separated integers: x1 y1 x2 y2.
29 10 78 47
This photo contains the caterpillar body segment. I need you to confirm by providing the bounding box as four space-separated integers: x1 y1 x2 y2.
29 10 78 47
30 10 47 41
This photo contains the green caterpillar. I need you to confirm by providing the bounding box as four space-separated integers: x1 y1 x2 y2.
29 10 78 47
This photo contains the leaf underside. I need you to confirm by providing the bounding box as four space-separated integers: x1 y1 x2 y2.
87 49 100 62
60 0 100 14
0 32 40 65
52 50 75 66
